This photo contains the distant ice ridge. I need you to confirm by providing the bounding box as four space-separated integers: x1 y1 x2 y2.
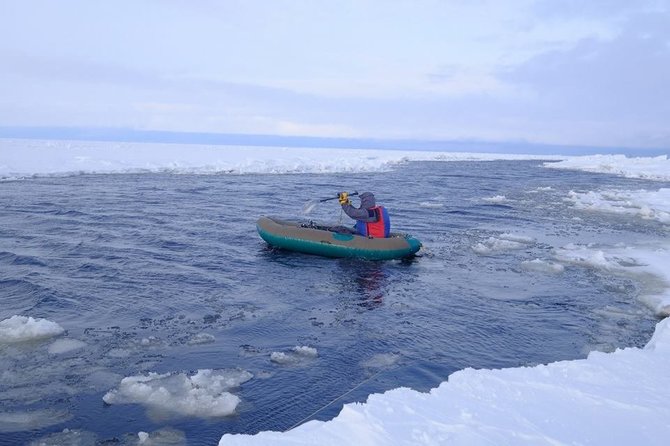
544 154 670 181
0 315 64 343
220 318 670 445
103 369 253 418
0 138 562 179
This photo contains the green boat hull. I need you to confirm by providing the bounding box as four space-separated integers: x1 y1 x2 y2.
257 216 422 260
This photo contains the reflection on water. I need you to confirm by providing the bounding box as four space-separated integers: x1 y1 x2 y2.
343 262 387 309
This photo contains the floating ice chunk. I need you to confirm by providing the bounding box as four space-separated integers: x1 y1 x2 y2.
361 353 401 369
48 338 87 354
292 346 318 357
270 346 319 365
128 428 186 445
499 233 535 244
567 188 670 224
28 428 98 445
270 352 292 364
553 243 670 316
482 195 507 203
558 248 610 269
554 244 629 270
521 259 565 274
472 234 533 255
0 409 72 433
187 333 216 345
107 348 132 358
0 315 64 343
419 201 444 208
103 369 253 418
140 336 162 347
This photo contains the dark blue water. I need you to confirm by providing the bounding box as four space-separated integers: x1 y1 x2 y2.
0 160 664 445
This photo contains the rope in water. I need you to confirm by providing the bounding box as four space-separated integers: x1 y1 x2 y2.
285 369 385 432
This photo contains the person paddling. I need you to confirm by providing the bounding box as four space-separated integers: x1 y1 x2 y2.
338 191 391 238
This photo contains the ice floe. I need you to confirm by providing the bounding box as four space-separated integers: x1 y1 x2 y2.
103 369 253 418
270 346 319 365
0 315 64 344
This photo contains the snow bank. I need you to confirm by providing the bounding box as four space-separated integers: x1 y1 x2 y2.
0 315 64 343
103 369 253 418
544 154 670 181
220 318 670 445
0 138 561 179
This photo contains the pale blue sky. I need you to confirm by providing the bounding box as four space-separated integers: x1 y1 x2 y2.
1 0 668 149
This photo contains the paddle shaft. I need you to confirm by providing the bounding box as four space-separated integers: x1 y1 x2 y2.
319 191 359 203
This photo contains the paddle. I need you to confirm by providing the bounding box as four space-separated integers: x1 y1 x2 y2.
319 191 359 203
302 191 359 214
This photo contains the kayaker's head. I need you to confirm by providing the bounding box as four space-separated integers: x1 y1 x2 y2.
359 192 376 209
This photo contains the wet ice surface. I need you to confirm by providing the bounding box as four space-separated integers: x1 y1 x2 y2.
0 160 665 445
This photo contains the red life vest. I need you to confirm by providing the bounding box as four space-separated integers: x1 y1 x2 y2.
355 206 390 238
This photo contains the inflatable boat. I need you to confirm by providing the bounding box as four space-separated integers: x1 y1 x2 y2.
257 216 422 260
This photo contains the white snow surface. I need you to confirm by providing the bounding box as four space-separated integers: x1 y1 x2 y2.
0 315 64 343
0 138 561 179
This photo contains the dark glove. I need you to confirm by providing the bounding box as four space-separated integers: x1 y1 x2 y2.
338 192 350 205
